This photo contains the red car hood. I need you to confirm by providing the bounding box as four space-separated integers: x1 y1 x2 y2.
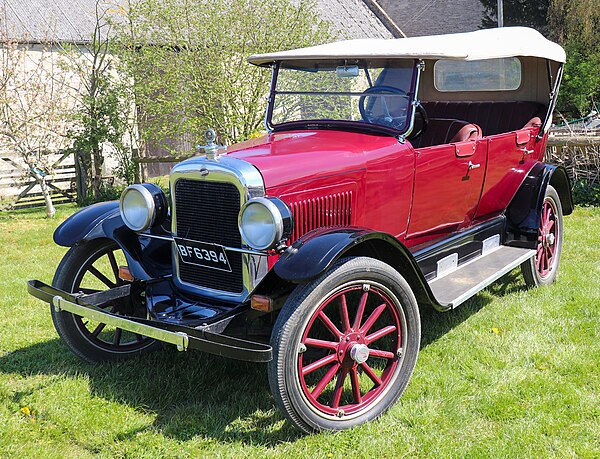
226 130 397 190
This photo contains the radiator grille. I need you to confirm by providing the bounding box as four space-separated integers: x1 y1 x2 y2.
174 179 243 293
288 191 353 242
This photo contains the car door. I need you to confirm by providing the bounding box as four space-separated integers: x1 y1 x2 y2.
474 127 540 220
405 138 487 244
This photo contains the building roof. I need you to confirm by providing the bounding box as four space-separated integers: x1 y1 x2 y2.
377 0 484 37
1 0 403 44
249 27 566 65
0 0 111 44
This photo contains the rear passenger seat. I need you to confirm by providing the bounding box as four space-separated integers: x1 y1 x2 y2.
421 101 546 136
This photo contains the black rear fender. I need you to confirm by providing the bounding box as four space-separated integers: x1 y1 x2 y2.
506 163 573 248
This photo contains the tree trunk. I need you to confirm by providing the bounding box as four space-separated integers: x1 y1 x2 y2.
38 175 56 218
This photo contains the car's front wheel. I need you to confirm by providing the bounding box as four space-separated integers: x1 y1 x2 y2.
268 257 420 432
51 238 160 363
521 185 564 287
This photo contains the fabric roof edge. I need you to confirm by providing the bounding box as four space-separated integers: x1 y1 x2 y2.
248 27 566 66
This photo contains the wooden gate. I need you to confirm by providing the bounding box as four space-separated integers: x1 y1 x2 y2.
0 150 77 210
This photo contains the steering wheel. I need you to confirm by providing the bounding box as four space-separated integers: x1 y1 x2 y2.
359 85 408 129
406 101 429 140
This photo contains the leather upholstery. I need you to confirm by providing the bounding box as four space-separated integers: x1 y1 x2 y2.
421 101 546 136
410 118 482 149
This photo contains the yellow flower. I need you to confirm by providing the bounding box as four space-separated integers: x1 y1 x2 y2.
491 327 500 335
20 406 31 416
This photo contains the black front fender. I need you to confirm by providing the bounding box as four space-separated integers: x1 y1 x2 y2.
53 201 171 280
274 227 445 311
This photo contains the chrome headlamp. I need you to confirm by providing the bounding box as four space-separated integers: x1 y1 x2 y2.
119 183 168 232
238 197 293 250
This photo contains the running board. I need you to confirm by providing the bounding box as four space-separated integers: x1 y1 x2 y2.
428 246 535 309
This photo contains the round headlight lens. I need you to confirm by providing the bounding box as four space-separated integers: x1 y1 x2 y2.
239 199 278 250
120 184 167 232
239 197 293 251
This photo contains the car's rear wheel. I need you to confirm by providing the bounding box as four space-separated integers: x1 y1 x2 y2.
51 238 159 363
268 257 420 432
522 185 564 287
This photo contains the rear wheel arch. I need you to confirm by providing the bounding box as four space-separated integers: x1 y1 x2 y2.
547 166 573 216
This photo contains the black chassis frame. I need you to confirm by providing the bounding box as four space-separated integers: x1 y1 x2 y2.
28 158 572 362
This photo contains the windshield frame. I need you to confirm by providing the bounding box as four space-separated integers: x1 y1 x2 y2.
264 59 421 138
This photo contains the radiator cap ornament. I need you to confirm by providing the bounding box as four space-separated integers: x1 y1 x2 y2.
196 128 225 160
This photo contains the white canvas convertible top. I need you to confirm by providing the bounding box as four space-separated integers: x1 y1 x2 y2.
248 27 566 66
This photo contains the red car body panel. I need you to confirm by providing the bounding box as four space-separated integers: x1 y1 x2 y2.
227 125 547 252
228 130 415 242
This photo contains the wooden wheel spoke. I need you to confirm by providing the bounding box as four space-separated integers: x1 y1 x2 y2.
368 349 396 360
536 251 544 270
331 368 348 409
339 294 351 333
361 362 382 386
304 338 339 350
107 251 120 284
350 367 362 404
91 322 106 337
352 290 369 330
360 303 387 335
302 353 337 376
366 325 397 344
318 311 343 339
87 265 117 288
311 363 340 399
113 328 122 345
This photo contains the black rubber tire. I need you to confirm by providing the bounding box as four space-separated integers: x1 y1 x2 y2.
521 185 564 287
268 256 421 433
51 238 160 363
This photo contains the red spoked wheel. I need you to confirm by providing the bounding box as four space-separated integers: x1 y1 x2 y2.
298 284 402 417
269 257 420 432
522 185 563 287
536 199 558 278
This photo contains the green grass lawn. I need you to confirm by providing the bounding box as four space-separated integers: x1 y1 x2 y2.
0 204 598 458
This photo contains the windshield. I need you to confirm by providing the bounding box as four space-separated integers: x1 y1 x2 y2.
268 60 416 133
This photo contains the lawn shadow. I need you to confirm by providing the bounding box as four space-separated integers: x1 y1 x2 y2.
0 338 301 446
419 269 525 349
0 270 527 445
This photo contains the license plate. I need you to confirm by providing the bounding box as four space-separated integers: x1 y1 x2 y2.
174 237 232 272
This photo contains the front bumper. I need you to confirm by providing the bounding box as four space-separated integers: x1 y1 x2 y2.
27 280 272 362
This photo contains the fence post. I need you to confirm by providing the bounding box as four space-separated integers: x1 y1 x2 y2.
74 151 87 204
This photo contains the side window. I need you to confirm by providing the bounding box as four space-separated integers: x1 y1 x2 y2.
434 58 521 92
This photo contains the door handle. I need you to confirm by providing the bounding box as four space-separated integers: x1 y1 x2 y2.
468 161 481 171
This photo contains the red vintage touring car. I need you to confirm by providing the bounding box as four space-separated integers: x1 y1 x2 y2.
29 27 571 432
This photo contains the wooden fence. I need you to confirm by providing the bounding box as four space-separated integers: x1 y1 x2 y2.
0 151 77 211
546 135 600 186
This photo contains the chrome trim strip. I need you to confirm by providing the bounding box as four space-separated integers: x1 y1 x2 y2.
52 295 189 351
170 155 268 302
140 233 268 256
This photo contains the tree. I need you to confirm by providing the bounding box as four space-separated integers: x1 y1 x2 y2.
0 39 78 217
548 0 600 117
480 0 550 34
63 0 136 202
112 0 336 152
